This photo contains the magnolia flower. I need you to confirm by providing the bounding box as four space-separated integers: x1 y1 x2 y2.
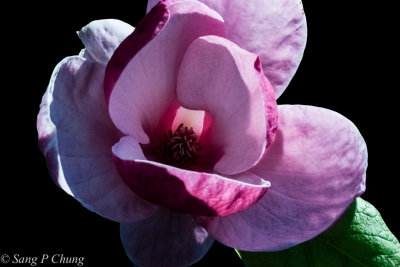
37 0 367 266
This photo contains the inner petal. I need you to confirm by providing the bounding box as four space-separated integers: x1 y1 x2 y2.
105 0 225 145
112 136 270 217
176 35 278 175
171 106 205 137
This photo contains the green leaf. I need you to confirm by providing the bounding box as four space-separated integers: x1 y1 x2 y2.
236 198 400 266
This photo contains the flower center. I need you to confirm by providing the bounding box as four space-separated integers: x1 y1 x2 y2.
159 123 201 168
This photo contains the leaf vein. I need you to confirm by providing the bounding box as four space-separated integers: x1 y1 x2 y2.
316 236 368 267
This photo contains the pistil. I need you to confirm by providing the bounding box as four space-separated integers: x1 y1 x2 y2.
159 124 201 168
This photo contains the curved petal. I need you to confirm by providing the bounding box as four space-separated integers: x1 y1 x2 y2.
37 56 157 222
112 136 270 216
106 0 225 144
146 0 159 11
177 35 277 175
195 105 367 251
37 60 74 196
120 208 214 267
148 0 307 98
77 19 134 65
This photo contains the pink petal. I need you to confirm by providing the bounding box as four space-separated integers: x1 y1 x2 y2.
170 106 206 139
112 136 270 216
120 208 214 267
146 0 159 11
105 0 225 144
37 63 73 196
37 56 157 222
176 35 277 175
148 0 307 98
77 19 134 65
195 105 367 251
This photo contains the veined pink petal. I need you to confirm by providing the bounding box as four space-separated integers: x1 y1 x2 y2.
77 19 134 65
112 136 270 216
106 0 225 144
195 105 367 251
148 0 307 98
120 208 214 267
37 56 157 222
176 35 277 175
104 4 169 105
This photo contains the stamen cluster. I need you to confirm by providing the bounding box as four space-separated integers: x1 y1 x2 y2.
159 124 201 167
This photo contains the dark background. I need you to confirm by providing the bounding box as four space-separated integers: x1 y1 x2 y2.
1 1 397 266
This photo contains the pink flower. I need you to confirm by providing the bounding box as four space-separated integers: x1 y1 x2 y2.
37 0 367 266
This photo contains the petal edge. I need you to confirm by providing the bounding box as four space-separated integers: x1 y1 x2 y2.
195 105 367 251
112 136 270 216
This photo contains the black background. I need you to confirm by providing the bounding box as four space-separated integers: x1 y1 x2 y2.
1 1 397 266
